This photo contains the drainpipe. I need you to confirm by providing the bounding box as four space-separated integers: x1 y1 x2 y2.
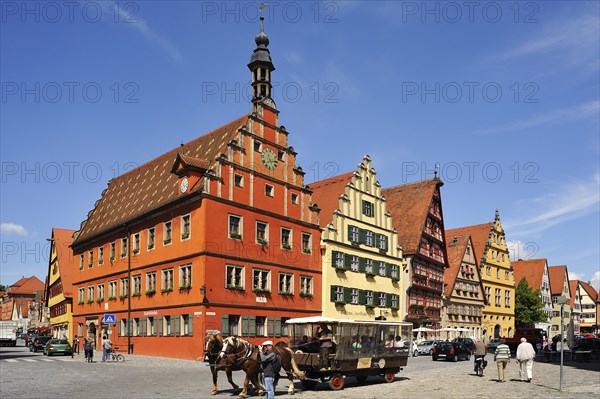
125 224 132 355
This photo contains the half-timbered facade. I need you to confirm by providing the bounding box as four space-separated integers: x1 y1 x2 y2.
569 280 582 336
578 280 598 334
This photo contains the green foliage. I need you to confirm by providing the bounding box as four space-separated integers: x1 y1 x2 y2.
515 277 547 327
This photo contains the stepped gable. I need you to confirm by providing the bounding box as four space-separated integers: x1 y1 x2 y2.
381 178 441 255
548 265 569 296
512 258 547 290
445 223 494 264
74 114 249 244
51 228 76 296
444 234 472 297
309 171 355 228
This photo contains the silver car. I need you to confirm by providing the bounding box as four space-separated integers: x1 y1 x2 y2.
417 340 441 355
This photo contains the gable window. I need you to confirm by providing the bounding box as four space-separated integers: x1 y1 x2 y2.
365 231 374 246
278 272 293 295
495 288 501 307
98 247 104 265
350 255 359 272
161 268 174 292
163 221 172 245
234 174 243 187
505 271 509 280
229 215 242 239
252 269 271 292
146 272 156 293
291 193 298 204
504 290 510 308
133 233 140 254
97 283 104 301
390 264 399 280
109 241 116 261
78 287 84 304
179 264 192 289
377 235 388 251
181 214 191 240
132 275 141 296
79 254 84 271
350 288 359 304
362 200 375 217
301 232 311 254
254 141 261 152
121 237 128 258
349 225 359 243
281 227 292 250
485 286 491 304
278 150 284 161
300 276 313 296
265 184 274 197
148 227 155 250
88 250 93 268
226 264 244 289
486 266 491 276
120 277 129 298
256 221 268 244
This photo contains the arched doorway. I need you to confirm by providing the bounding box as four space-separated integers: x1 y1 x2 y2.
88 322 97 348
507 327 513 337
494 324 501 338
482 328 488 342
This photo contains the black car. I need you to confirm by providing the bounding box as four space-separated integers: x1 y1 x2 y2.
30 336 51 352
432 342 471 362
453 337 476 353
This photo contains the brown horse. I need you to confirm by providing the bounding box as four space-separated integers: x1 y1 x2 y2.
221 337 305 397
204 333 240 395
219 336 264 398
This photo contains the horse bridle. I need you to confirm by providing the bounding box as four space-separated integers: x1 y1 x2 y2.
218 338 257 368
205 335 222 363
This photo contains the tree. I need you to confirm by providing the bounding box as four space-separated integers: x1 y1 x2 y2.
515 277 547 328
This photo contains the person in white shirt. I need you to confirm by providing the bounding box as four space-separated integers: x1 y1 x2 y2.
516 338 536 382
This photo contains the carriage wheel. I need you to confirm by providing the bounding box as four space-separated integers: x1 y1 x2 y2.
383 371 395 383
301 380 317 390
356 376 368 384
329 374 345 391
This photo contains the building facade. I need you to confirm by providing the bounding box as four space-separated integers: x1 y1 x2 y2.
578 281 598 334
512 258 553 337
70 19 322 360
442 234 485 340
310 156 407 321
569 280 582 336
548 265 571 335
382 179 449 330
447 210 515 341
45 228 76 339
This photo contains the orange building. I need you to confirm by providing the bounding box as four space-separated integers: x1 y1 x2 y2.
71 18 321 360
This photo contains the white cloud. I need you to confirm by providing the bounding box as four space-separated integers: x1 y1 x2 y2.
0 223 28 237
507 240 540 261
569 272 585 281
591 271 600 292
505 174 600 236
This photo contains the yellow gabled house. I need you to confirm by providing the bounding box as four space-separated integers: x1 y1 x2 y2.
310 156 407 320
45 228 77 340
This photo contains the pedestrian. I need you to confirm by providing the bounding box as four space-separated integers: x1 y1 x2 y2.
73 335 80 355
316 323 333 370
84 339 94 362
516 337 536 382
472 338 487 374
101 335 112 362
494 338 511 383
258 340 276 399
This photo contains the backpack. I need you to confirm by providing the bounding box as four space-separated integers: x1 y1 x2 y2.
272 352 282 375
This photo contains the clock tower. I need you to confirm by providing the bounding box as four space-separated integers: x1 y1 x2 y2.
248 10 275 107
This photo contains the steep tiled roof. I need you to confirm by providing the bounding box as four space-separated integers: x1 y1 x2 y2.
579 280 598 302
74 115 249 244
548 265 569 296
569 280 580 309
512 258 547 291
444 234 471 297
10 276 44 295
52 228 76 297
309 171 355 228
445 223 493 264
381 178 442 255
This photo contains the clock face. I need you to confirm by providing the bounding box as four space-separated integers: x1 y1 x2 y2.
180 177 189 193
261 148 278 171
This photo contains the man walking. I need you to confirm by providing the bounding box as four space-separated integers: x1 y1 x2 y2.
258 340 276 399
494 339 511 383
101 335 112 362
516 337 536 382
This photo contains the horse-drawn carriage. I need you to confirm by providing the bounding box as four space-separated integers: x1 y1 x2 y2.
286 316 413 391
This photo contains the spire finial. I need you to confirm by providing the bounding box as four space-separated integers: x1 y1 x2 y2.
259 3 266 30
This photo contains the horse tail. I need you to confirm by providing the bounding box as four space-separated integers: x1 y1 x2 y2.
283 347 305 379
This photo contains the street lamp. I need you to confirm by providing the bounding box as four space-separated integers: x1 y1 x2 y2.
556 296 570 391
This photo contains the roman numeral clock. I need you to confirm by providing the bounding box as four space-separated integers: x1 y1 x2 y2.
261 147 278 171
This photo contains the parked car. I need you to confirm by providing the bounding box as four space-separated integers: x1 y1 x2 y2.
44 339 73 356
30 336 51 352
453 337 476 353
432 342 471 362
417 340 441 355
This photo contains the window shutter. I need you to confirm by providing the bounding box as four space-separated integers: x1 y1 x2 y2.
331 251 339 268
170 316 175 337
188 314 194 336
382 236 388 251
386 293 393 308
358 258 366 273
126 318 131 337
275 318 281 338
175 315 181 336
222 315 229 336
359 229 367 244
343 254 352 270
343 287 352 303
268 318 274 337
385 263 392 278
358 289 366 305
158 316 163 336
347 225 354 241
242 315 249 336
330 285 337 302
374 234 380 248
249 316 256 338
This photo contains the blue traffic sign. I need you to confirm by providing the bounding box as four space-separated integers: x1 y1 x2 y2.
103 314 116 324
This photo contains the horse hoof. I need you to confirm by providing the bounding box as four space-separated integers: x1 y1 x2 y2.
210 390 217 395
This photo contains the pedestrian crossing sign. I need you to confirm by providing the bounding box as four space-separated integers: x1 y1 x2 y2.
103 314 116 324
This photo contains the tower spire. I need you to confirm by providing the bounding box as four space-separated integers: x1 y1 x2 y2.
248 3 275 106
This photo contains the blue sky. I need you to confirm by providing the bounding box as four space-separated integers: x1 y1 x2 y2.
1 1 599 289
